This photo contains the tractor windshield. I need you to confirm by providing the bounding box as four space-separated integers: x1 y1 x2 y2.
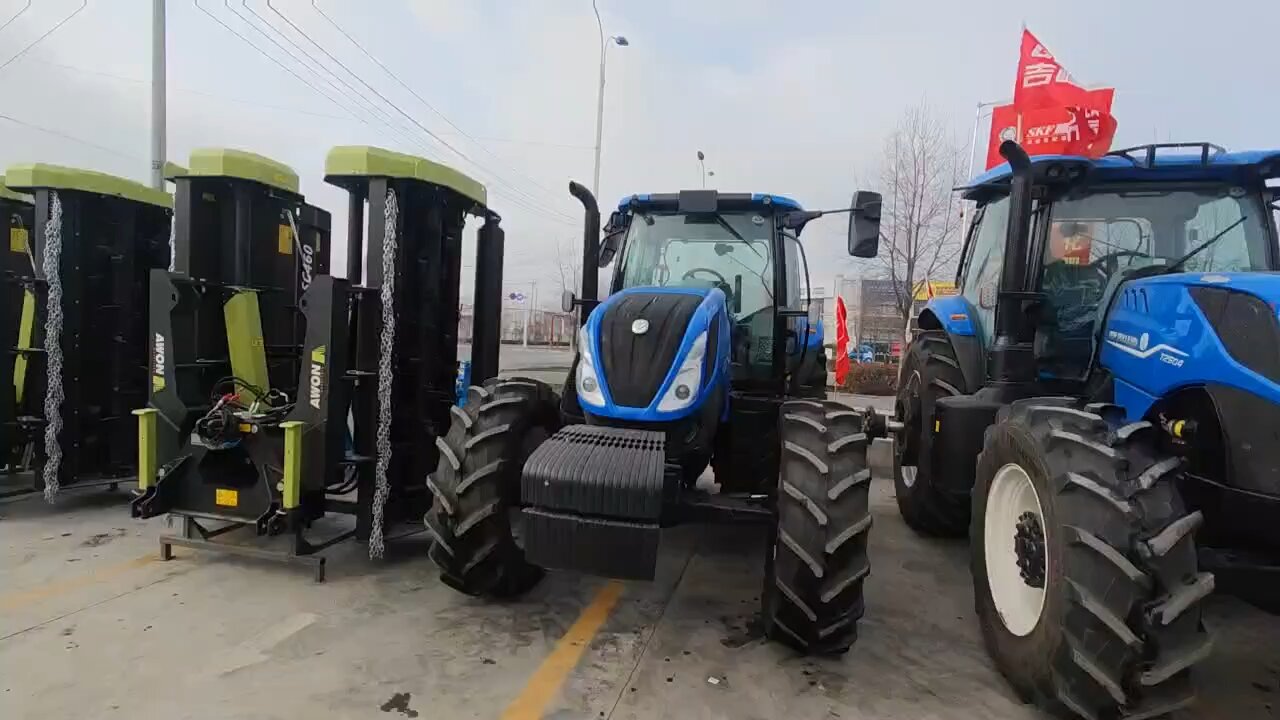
617 211 776 319
616 210 786 384
1044 186 1273 274
1038 184 1276 376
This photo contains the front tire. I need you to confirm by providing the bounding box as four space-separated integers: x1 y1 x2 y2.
972 399 1211 719
894 330 970 537
763 400 872 654
426 379 560 598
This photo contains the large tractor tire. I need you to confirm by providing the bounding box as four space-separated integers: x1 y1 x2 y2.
972 398 1211 719
426 378 561 598
894 329 970 537
763 399 872 654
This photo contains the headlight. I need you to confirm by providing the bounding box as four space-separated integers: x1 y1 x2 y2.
576 327 606 407
657 331 707 412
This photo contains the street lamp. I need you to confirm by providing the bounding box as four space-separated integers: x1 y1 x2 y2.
697 150 706 188
591 0 629 198
962 98 1009 227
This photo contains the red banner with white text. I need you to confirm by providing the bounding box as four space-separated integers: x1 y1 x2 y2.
985 30 1118 169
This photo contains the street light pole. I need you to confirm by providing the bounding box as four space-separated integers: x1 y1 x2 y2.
522 280 537 348
149 0 166 190
590 1 628 199
697 150 706 188
961 99 1007 226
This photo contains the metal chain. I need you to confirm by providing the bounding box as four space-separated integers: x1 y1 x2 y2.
167 212 176 272
41 191 65 502
369 188 398 559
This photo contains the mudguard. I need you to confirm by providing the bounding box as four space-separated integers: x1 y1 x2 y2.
917 294 986 391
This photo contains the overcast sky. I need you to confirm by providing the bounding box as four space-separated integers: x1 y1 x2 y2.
2 0 1278 304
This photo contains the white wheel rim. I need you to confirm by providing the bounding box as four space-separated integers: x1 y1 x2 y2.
900 465 918 488
984 462 1047 637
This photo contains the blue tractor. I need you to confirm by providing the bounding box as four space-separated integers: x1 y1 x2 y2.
882 141 1280 718
427 183 883 653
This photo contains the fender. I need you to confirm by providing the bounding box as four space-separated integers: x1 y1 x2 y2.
917 295 986 392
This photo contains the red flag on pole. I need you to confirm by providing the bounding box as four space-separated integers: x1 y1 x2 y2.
834 297 850 386
985 30 1118 170
1014 29 1091 109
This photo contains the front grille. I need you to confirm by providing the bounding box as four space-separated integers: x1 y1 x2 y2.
600 293 701 407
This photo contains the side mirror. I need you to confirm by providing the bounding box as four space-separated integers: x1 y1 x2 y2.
561 290 576 313
848 190 882 258
603 210 626 234
599 210 628 267
599 231 621 267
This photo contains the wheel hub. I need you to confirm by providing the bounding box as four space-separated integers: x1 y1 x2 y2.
1013 511 1046 588
984 462 1048 637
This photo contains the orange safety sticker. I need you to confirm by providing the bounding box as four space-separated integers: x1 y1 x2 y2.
215 488 239 507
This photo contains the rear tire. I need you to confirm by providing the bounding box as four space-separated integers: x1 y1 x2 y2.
894 330 969 537
972 399 1210 719
426 379 560 598
763 399 872 654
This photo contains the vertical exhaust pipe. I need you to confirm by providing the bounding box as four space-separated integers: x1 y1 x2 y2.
569 181 600 326
989 140 1037 384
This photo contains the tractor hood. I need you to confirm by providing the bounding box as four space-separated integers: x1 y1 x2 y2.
1136 271 1280 305
578 286 730 420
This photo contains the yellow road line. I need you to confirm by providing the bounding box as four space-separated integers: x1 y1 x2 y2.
501 580 625 720
0 553 159 612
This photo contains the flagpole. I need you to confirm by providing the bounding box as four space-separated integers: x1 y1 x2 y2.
962 99 1007 227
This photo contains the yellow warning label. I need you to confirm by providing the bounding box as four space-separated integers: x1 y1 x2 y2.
9 227 28 253
215 488 239 507
277 225 292 255
934 419 940 432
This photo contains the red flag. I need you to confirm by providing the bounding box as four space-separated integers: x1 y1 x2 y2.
834 297 850 385
986 88 1117 169
1014 29 1092 109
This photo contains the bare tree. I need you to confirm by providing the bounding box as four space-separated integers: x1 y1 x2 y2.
554 237 583 296
876 101 966 349
554 237 583 348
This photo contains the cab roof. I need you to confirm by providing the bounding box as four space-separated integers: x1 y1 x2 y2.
962 143 1280 201
618 190 803 213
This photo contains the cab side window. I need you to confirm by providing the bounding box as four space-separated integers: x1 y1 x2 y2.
960 196 1010 346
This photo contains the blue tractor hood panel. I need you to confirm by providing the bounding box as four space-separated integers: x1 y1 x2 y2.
580 286 732 422
1100 271 1280 420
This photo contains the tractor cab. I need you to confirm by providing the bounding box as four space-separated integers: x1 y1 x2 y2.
600 191 818 391
926 144 1280 389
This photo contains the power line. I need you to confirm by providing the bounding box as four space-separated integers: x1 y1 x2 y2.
297 1 579 220
0 0 86 74
192 0 365 127
224 1 575 227
433 134 594 151
0 112 142 161
30 58 352 121
0 1 32 35
307 1 574 209
224 0 426 155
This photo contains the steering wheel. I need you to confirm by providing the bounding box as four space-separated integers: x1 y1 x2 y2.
1091 249 1148 276
682 267 730 286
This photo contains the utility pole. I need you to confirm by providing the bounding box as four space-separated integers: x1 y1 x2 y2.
149 0 166 189
590 1 628 198
522 280 538 348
